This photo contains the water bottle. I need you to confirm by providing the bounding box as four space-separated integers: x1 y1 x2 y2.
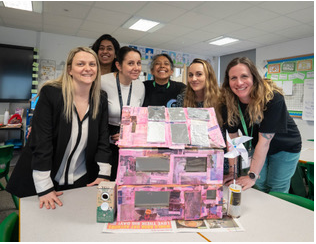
4 109 9 125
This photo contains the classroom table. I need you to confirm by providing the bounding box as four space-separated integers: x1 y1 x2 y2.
20 185 314 242
299 140 314 164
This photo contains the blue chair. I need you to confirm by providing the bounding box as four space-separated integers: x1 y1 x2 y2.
0 212 19 242
0 144 19 209
269 191 314 211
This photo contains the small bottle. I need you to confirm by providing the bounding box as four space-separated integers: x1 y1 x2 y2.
227 183 242 218
4 109 9 125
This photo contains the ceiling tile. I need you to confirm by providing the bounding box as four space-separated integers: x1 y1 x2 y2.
86 7 131 26
135 2 187 22
181 30 220 42
94 1 147 14
135 33 176 46
253 16 302 32
228 27 269 40
43 1 91 18
164 1 204 10
249 33 291 45
286 7 314 24
112 27 147 44
225 6 279 26
258 1 314 14
200 20 246 34
43 13 82 29
170 11 217 29
80 20 118 33
278 24 314 39
193 1 253 19
154 23 194 37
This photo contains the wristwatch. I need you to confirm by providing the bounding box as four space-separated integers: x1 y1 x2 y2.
248 171 260 180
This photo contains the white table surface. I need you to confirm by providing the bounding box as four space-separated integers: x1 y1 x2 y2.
20 185 314 242
300 140 314 163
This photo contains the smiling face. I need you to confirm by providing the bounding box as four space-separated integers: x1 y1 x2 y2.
98 39 116 66
188 63 206 94
228 63 253 104
68 51 97 87
151 56 174 84
116 51 142 82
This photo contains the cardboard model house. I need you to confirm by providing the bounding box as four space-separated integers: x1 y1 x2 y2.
116 106 225 221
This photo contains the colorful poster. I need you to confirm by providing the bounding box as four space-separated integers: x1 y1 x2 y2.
145 48 154 60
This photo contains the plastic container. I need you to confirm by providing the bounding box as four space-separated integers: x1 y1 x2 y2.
4 110 9 125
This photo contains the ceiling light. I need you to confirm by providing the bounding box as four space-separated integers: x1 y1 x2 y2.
209 36 239 46
3 0 32 11
122 17 164 33
130 19 159 32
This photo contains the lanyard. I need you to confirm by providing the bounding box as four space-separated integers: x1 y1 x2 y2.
116 74 132 120
238 102 253 149
153 80 170 89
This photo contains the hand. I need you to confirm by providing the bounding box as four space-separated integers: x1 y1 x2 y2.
236 176 255 191
87 178 110 187
110 133 120 142
39 191 63 209
223 172 235 185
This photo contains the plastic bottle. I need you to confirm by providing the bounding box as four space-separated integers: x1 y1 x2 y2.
4 109 9 125
227 183 242 218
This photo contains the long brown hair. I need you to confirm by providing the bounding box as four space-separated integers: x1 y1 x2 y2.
184 58 220 108
38 47 101 122
221 57 283 127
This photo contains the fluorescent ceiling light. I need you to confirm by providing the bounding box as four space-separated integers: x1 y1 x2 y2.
129 19 160 32
209 36 239 46
122 17 164 33
3 0 32 11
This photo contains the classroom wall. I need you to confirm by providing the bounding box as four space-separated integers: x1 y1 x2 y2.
0 26 314 142
256 36 314 140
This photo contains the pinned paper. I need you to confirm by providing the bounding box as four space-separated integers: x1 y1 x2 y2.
224 131 252 165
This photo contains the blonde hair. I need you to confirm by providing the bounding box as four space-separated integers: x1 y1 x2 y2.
183 58 222 124
184 58 220 108
221 57 283 127
38 46 101 122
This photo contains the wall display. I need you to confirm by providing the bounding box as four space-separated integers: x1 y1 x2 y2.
129 45 196 66
266 54 314 119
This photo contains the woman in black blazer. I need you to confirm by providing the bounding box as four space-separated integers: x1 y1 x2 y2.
6 47 112 209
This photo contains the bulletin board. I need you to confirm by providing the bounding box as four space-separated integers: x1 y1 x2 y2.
266 54 314 121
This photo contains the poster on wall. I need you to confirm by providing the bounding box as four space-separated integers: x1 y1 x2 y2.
266 54 314 120
40 59 56 83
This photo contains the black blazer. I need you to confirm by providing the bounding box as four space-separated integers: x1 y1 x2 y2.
6 86 112 197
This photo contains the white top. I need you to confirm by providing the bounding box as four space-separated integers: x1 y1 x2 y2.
33 107 111 194
101 73 145 126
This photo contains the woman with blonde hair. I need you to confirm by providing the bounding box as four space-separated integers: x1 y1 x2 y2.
176 58 221 112
221 57 301 193
7 47 112 209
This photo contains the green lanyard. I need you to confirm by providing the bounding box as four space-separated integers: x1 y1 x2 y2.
238 102 253 150
153 81 170 89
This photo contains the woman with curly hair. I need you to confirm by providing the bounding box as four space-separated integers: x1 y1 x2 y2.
221 57 301 193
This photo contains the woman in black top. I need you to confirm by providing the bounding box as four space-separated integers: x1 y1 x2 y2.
220 57 301 193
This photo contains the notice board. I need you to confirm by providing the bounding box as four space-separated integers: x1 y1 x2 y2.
266 54 314 121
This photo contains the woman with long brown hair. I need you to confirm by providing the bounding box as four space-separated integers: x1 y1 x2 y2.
221 57 301 193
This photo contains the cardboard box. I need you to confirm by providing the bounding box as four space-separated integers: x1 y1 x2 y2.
117 184 223 221
96 181 116 223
